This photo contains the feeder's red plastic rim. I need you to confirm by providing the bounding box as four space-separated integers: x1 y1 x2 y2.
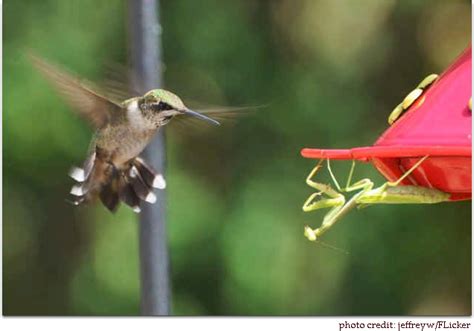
301 146 472 161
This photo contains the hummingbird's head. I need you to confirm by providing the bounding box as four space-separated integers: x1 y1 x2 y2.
139 89 219 126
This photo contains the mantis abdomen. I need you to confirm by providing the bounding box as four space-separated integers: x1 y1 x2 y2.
358 185 450 205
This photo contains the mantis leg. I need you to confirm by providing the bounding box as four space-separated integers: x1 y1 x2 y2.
387 155 429 187
302 192 344 212
327 159 370 193
304 159 345 203
355 155 449 206
309 179 374 239
304 155 438 242
359 155 429 203
303 193 346 241
306 161 375 241
326 159 343 191
303 160 346 240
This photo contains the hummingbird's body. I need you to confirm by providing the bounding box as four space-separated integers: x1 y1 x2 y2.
30 54 219 212
94 98 155 165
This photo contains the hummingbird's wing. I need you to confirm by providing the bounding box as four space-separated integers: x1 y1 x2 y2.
195 106 261 120
172 104 265 132
29 53 122 128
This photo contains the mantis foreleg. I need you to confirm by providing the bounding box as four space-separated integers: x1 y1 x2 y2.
302 155 449 242
304 159 375 241
303 159 345 213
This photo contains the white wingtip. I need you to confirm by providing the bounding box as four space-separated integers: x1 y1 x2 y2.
152 174 166 189
70 184 85 196
145 191 157 204
69 167 85 182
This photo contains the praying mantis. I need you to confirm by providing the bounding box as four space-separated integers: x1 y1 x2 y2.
302 156 451 242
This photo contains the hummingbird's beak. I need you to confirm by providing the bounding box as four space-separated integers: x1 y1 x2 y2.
184 108 220 126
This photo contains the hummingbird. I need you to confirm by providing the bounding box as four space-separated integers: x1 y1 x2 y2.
30 54 220 213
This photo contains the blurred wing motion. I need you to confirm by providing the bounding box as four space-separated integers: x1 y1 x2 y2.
28 53 122 128
198 106 261 120
173 104 265 128
100 61 140 102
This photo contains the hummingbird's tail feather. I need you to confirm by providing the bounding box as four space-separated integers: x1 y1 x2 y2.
128 166 157 204
115 158 165 211
69 152 96 182
133 157 167 189
67 152 113 209
118 175 142 213
67 153 164 213
99 179 120 213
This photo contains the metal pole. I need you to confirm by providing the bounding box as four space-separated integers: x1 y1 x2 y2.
128 0 171 315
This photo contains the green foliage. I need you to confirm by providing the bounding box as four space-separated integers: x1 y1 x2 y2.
3 0 471 315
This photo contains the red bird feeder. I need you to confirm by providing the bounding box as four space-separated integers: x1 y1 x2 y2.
302 46 472 201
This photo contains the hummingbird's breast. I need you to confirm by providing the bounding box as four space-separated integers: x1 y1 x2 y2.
94 100 160 167
94 123 157 167
96 101 158 168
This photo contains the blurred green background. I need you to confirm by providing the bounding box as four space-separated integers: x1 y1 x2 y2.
3 0 471 315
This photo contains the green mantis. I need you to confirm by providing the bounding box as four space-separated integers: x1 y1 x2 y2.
302 156 451 242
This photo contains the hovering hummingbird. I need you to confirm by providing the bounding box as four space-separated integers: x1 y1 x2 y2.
30 54 220 213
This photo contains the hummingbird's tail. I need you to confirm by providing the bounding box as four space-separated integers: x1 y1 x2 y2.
67 153 165 213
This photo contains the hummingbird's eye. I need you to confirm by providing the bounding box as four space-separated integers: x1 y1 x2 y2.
155 101 173 111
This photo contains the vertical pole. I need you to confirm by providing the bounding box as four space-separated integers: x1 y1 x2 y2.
128 0 171 315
